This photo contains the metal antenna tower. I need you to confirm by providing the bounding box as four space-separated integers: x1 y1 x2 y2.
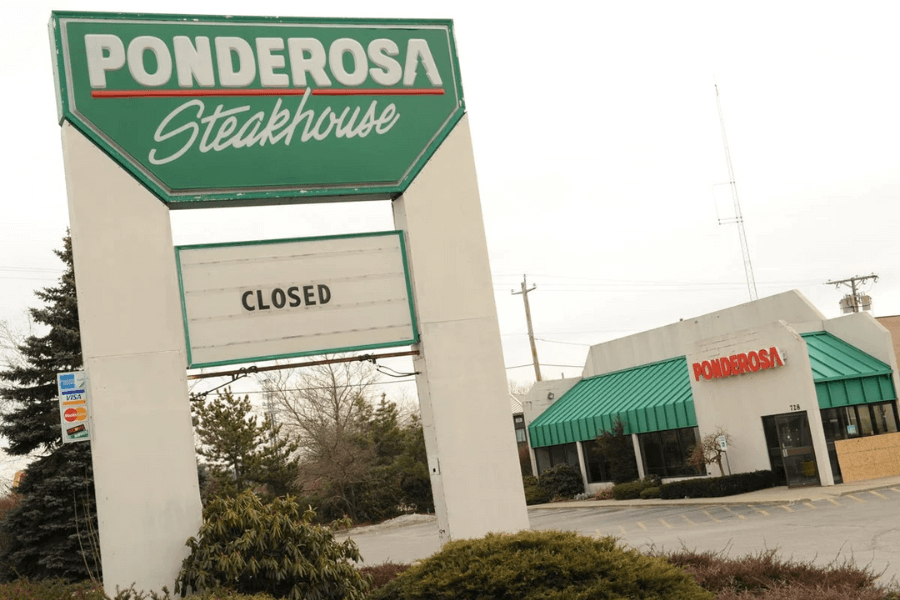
715 83 758 301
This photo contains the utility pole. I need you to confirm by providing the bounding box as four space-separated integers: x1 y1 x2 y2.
512 275 541 381
826 273 878 313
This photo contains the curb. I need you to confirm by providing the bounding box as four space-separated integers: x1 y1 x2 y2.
837 483 898 497
528 497 813 510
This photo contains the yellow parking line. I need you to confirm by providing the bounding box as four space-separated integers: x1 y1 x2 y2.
702 510 720 523
778 504 794 513
826 498 841 506
636 521 647 531
682 514 696 526
659 518 673 529
618 525 626 535
803 502 817 509
723 506 747 520
869 491 888 500
750 505 770 516
890 487 900 494
846 494 865 503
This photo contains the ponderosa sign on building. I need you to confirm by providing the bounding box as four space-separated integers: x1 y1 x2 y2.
49 12 464 206
692 347 785 381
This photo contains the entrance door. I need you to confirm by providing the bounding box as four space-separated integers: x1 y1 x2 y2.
762 413 820 488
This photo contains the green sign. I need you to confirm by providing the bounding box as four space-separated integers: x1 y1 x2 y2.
50 12 464 207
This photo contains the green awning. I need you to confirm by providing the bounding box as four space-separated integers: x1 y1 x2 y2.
801 332 896 408
528 357 696 448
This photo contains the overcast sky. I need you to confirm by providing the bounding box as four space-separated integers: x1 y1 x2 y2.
2 1 899 405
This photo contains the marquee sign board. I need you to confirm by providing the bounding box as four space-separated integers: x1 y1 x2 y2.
175 231 418 368
49 12 464 207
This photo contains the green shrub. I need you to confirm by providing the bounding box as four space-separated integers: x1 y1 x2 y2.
640 486 661 499
611 480 646 500
522 476 550 505
538 464 584 499
642 473 662 487
369 530 713 600
176 490 368 600
612 476 663 500
659 470 774 499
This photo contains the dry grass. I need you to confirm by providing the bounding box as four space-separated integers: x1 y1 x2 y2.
0 494 20 518
661 547 899 600
358 562 411 592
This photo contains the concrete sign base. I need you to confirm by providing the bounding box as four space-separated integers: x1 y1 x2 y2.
61 122 203 595
393 115 531 541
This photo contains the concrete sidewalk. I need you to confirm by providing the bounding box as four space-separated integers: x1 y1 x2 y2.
529 474 900 509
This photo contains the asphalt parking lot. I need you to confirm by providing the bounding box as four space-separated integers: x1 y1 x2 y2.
345 486 900 584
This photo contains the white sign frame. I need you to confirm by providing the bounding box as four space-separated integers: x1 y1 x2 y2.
175 230 418 368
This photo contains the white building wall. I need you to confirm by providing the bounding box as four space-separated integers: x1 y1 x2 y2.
521 378 580 475
686 321 834 485
583 291 825 378
825 312 900 396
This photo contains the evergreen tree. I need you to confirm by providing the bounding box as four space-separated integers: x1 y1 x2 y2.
0 235 100 582
595 417 639 484
193 388 298 501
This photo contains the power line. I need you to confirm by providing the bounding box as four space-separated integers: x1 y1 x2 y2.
492 273 819 287
194 377 417 396
533 337 591 347
506 363 583 370
0 266 64 273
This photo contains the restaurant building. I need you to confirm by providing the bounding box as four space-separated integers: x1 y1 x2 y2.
523 291 900 489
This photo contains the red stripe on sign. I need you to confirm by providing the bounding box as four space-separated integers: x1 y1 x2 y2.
91 88 445 98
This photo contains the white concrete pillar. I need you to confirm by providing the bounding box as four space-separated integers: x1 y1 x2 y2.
632 434 646 479
575 442 590 493
393 114 530 542
806 407 835 486
61 123 203 595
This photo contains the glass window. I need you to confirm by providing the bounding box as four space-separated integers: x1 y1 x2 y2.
638 427 700 478
534 447 551 475
843 407 860 437
564 443 581 471
820 408 845 442
515 429 527 443
661 430 682 474
583 441 612 483
872 402 899 434
639 432 665 478
550 445 566 466
856 404 874 436
822 402 900 440
535 443 580 475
